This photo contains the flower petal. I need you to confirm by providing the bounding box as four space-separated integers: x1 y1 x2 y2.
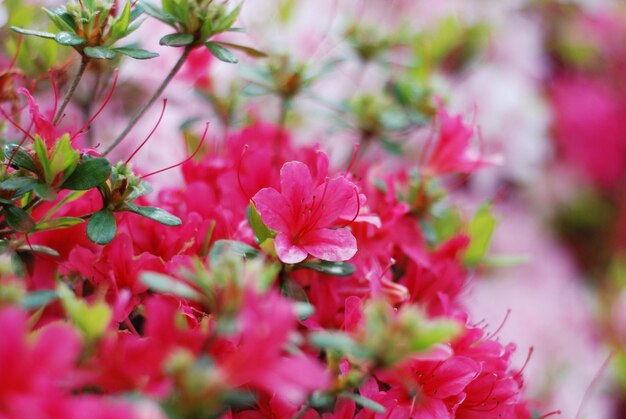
280 161 314 207
311 177 357 228
253 187 292 232
275 233 308 264
302 228 357 262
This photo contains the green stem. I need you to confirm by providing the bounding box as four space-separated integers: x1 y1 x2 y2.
103 46 193 156
53 56 89 125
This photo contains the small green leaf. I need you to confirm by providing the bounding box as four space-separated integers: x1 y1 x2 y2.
3 205 35 233
339 392 386 414
309 331 365 356
139 0 178 26
214 41 266 58
281 278 309 303
293 302 315 321
141 272 203 301
43 8 77 32
109 1 131 42
214 3 242 34
58 284 111 340
4 145 37 172
17 244 60 258
130 4 145 22
379 137 403 155
33 137 51 182
22 290 58 310
296 260 356 277
34 183 57 201
113 47 159 59
87 209 116 245
55 31 85 46
10 26 56 39
210 240 259 265
464 203 497 266
0 177 38 196
125 203 181 226
83 46 117 60
247 201 274 243
159 33 194 47
62 158 111 190
34 217 84 232
205 42 238 63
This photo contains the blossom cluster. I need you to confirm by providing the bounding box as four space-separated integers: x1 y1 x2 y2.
6 0 623 418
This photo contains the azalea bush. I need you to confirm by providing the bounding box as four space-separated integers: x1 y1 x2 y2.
1 0 624 418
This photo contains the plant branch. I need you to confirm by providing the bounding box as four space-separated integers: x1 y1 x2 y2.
103 46 193 156
53 56 89 125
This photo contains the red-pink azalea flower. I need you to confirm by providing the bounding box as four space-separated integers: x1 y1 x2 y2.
253 155 359 264
424 108 498 176
18 88 61 146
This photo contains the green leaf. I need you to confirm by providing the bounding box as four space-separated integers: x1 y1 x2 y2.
214 3 242 34
214 41 266 58
247 201 274 243
3 205 35 233
130 4 145 22
0 177 38 196
110 1 131 42
48 135 79 184
87 209 116 245
33 136 51 182
4 145 37 172
281 278 309 303
10 26 55 39
54 31 85 46
379 137 403 155
159 33 194 47
34 217 84 232
34 183 57 201
139 0 178 26
43 8 77 33
58 284 111 340
17 244 60 258
339 392 386 414
309 331 365 356
205 42 238 63
124 203 182 226
210 240 259 265
140 272 203 301
22 290 58 310
296 260 356 276
293 301 315 321
113 47 159 59
464 203 497 266
83 46 117 60
61 158 111 190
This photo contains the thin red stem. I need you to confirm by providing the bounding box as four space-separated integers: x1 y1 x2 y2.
9 35 22 70
71 69 119 141
237 145 253 202
484 308 511 341
125 99 167 164
49 70 59 119
0 106 35 142
141 122 209 179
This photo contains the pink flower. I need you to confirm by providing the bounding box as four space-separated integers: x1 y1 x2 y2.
18 88 62 146
216 290 330 404
253 153 359 264
424 108 498 176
